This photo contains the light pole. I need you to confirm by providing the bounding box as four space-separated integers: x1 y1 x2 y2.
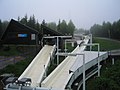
56 52 85 90
64 40 67 53
89 34 92 51
108 29 111 39
56 37 59 65
82 43 100 77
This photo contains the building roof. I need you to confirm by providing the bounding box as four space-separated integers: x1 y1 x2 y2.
41 24 63 36
1 19 40 41
1 19 64 41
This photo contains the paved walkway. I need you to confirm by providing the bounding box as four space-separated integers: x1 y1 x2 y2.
0 56 25 69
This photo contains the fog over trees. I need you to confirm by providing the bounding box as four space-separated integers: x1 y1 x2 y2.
0 15 120 40
90 19 120 40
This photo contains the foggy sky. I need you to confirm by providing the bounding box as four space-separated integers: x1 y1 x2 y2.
0 0 120 29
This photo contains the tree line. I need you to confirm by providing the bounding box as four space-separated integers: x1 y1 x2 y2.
1 15 120 40
0 20 9 38
0 15 76 38
90 19 120 40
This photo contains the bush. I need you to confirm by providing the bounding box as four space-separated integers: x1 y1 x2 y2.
87 60 120 90
93 77 120 90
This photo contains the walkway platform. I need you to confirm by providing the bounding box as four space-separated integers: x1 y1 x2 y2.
67 51 108 89
18 45 56 87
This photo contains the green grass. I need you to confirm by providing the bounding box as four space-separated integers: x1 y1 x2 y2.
0 46 37 56
93 37 120 51
66 43 75 52
0 46 21 56
0 57 32 77
0 45 37 77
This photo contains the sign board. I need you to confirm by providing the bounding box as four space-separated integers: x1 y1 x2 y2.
31 34 35 40
18 34 27 37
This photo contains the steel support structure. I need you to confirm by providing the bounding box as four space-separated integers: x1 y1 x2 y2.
43 36 72 65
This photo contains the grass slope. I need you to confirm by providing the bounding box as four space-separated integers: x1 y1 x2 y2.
93 37 120 51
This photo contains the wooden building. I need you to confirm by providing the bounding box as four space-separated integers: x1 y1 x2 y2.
1 19 41 45
1 19 65 49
